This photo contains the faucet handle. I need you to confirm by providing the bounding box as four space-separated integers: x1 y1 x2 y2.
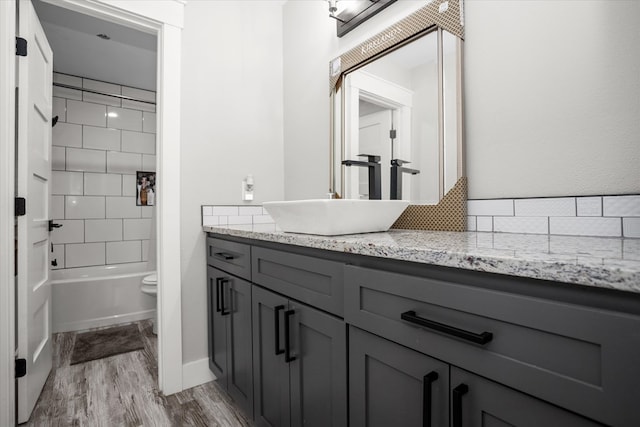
357 153 381 163
391 159 411 166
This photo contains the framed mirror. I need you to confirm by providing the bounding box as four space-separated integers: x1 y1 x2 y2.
329 0 467 231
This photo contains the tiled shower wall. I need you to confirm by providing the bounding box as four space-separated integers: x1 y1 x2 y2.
51 72 156 269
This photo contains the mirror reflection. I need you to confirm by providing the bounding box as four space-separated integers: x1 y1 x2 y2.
335 29 462 204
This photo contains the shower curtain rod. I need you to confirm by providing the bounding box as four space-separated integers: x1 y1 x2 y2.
53 82 156 105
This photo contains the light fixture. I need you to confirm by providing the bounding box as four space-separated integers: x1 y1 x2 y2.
107 111 118 118
327 0 345 22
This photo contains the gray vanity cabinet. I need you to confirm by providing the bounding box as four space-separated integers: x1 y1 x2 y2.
450 367 601 427
206 265 254 417
349 326 449 427
252 284 347 427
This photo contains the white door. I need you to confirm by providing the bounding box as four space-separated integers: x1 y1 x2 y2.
358 110 393 199
16 0 53 422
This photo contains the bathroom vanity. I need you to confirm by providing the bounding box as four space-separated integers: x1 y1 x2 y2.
204 225 640 427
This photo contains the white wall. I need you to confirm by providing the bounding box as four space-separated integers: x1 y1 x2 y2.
465 0 640 198
283 0 640 200
180 1 285 363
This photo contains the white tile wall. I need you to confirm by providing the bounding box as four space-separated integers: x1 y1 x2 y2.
107 151 142 174
67 100 106 127
107 107 142 131
202 205 276 228
494 217 548 235
623 218 640 238
122 174 137 196
53 123 82 147
106 241 142 264
467 199 514 216
122 87 156 113
122 131 155 154
52 196 65 220
603 196 640 217
467 194 639 238
66 148 106 173
576 197 602 217
53 97 66 121
143 112 156 134
514 198 576 217
123 218 152 240
476 216 493 232
52 171 83 195
66 243 106 268
84 173 121 196
65 196 105 219
51 220 84 244
142 155 156 172
83 126 120 151
549 217 621 237
82 78 122 107
51 72 156 269
85 219 123 242
52 146 65 171
106 197 141 218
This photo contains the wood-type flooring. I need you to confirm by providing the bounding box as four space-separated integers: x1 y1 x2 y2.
23 320 252 426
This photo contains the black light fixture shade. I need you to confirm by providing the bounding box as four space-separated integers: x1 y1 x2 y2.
336 0 397 38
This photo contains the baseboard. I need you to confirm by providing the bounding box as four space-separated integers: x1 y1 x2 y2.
182 357 216 391
53 309 155 333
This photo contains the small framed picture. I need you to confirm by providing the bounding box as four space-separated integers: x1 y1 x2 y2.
136 171 156 206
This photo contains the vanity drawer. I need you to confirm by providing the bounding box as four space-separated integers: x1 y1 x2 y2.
252 247 344 316
344 265 640 427
206 237 251 280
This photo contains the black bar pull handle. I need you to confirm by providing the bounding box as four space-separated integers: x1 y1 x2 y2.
219 278 230 316
284 309 296 363
422 371 438 427
274 305 285 355
213 252 235 261
215 278 222 313
452 383 469 427
401 311 493 345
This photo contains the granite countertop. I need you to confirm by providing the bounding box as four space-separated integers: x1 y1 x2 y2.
204 224 640 294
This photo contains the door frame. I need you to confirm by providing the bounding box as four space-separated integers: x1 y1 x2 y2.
0 1 185 424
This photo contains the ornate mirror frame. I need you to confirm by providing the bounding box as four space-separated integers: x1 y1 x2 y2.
329 0 468 231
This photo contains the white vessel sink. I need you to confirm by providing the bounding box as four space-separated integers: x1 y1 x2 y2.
263 199 410 236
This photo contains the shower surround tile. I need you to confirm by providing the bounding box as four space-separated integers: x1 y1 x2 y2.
52 72 156 270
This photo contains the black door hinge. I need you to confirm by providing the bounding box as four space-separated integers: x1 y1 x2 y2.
16 358 26 378
389 129 397 139
15 197 26 216
16 37 27 56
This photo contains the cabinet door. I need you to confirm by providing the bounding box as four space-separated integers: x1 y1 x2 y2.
289 302 347 427
207 266 227 382
349 326 449 427
226 275 253 418
252 285 291 427
450 367 602 427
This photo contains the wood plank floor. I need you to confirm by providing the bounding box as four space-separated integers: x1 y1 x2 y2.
23 320 252 426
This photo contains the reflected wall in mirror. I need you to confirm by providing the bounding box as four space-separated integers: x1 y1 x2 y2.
330 0 465 217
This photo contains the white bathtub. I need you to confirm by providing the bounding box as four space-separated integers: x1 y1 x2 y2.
51 262 156 333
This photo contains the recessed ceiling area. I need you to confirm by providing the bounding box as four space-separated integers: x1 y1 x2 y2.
32 0 157 91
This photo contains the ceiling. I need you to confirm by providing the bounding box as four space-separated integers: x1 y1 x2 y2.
32 0 157 90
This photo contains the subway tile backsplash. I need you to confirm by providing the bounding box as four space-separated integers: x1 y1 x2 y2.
51 72 156 270
467 195 640 238
201 195 640 240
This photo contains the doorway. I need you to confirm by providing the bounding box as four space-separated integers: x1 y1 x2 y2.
1 1 184 425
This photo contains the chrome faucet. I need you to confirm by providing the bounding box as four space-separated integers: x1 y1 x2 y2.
390 159 420 200
342 154 382 200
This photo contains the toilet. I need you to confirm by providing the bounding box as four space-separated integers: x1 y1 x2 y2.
141 273 158 334
141 206 158 334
